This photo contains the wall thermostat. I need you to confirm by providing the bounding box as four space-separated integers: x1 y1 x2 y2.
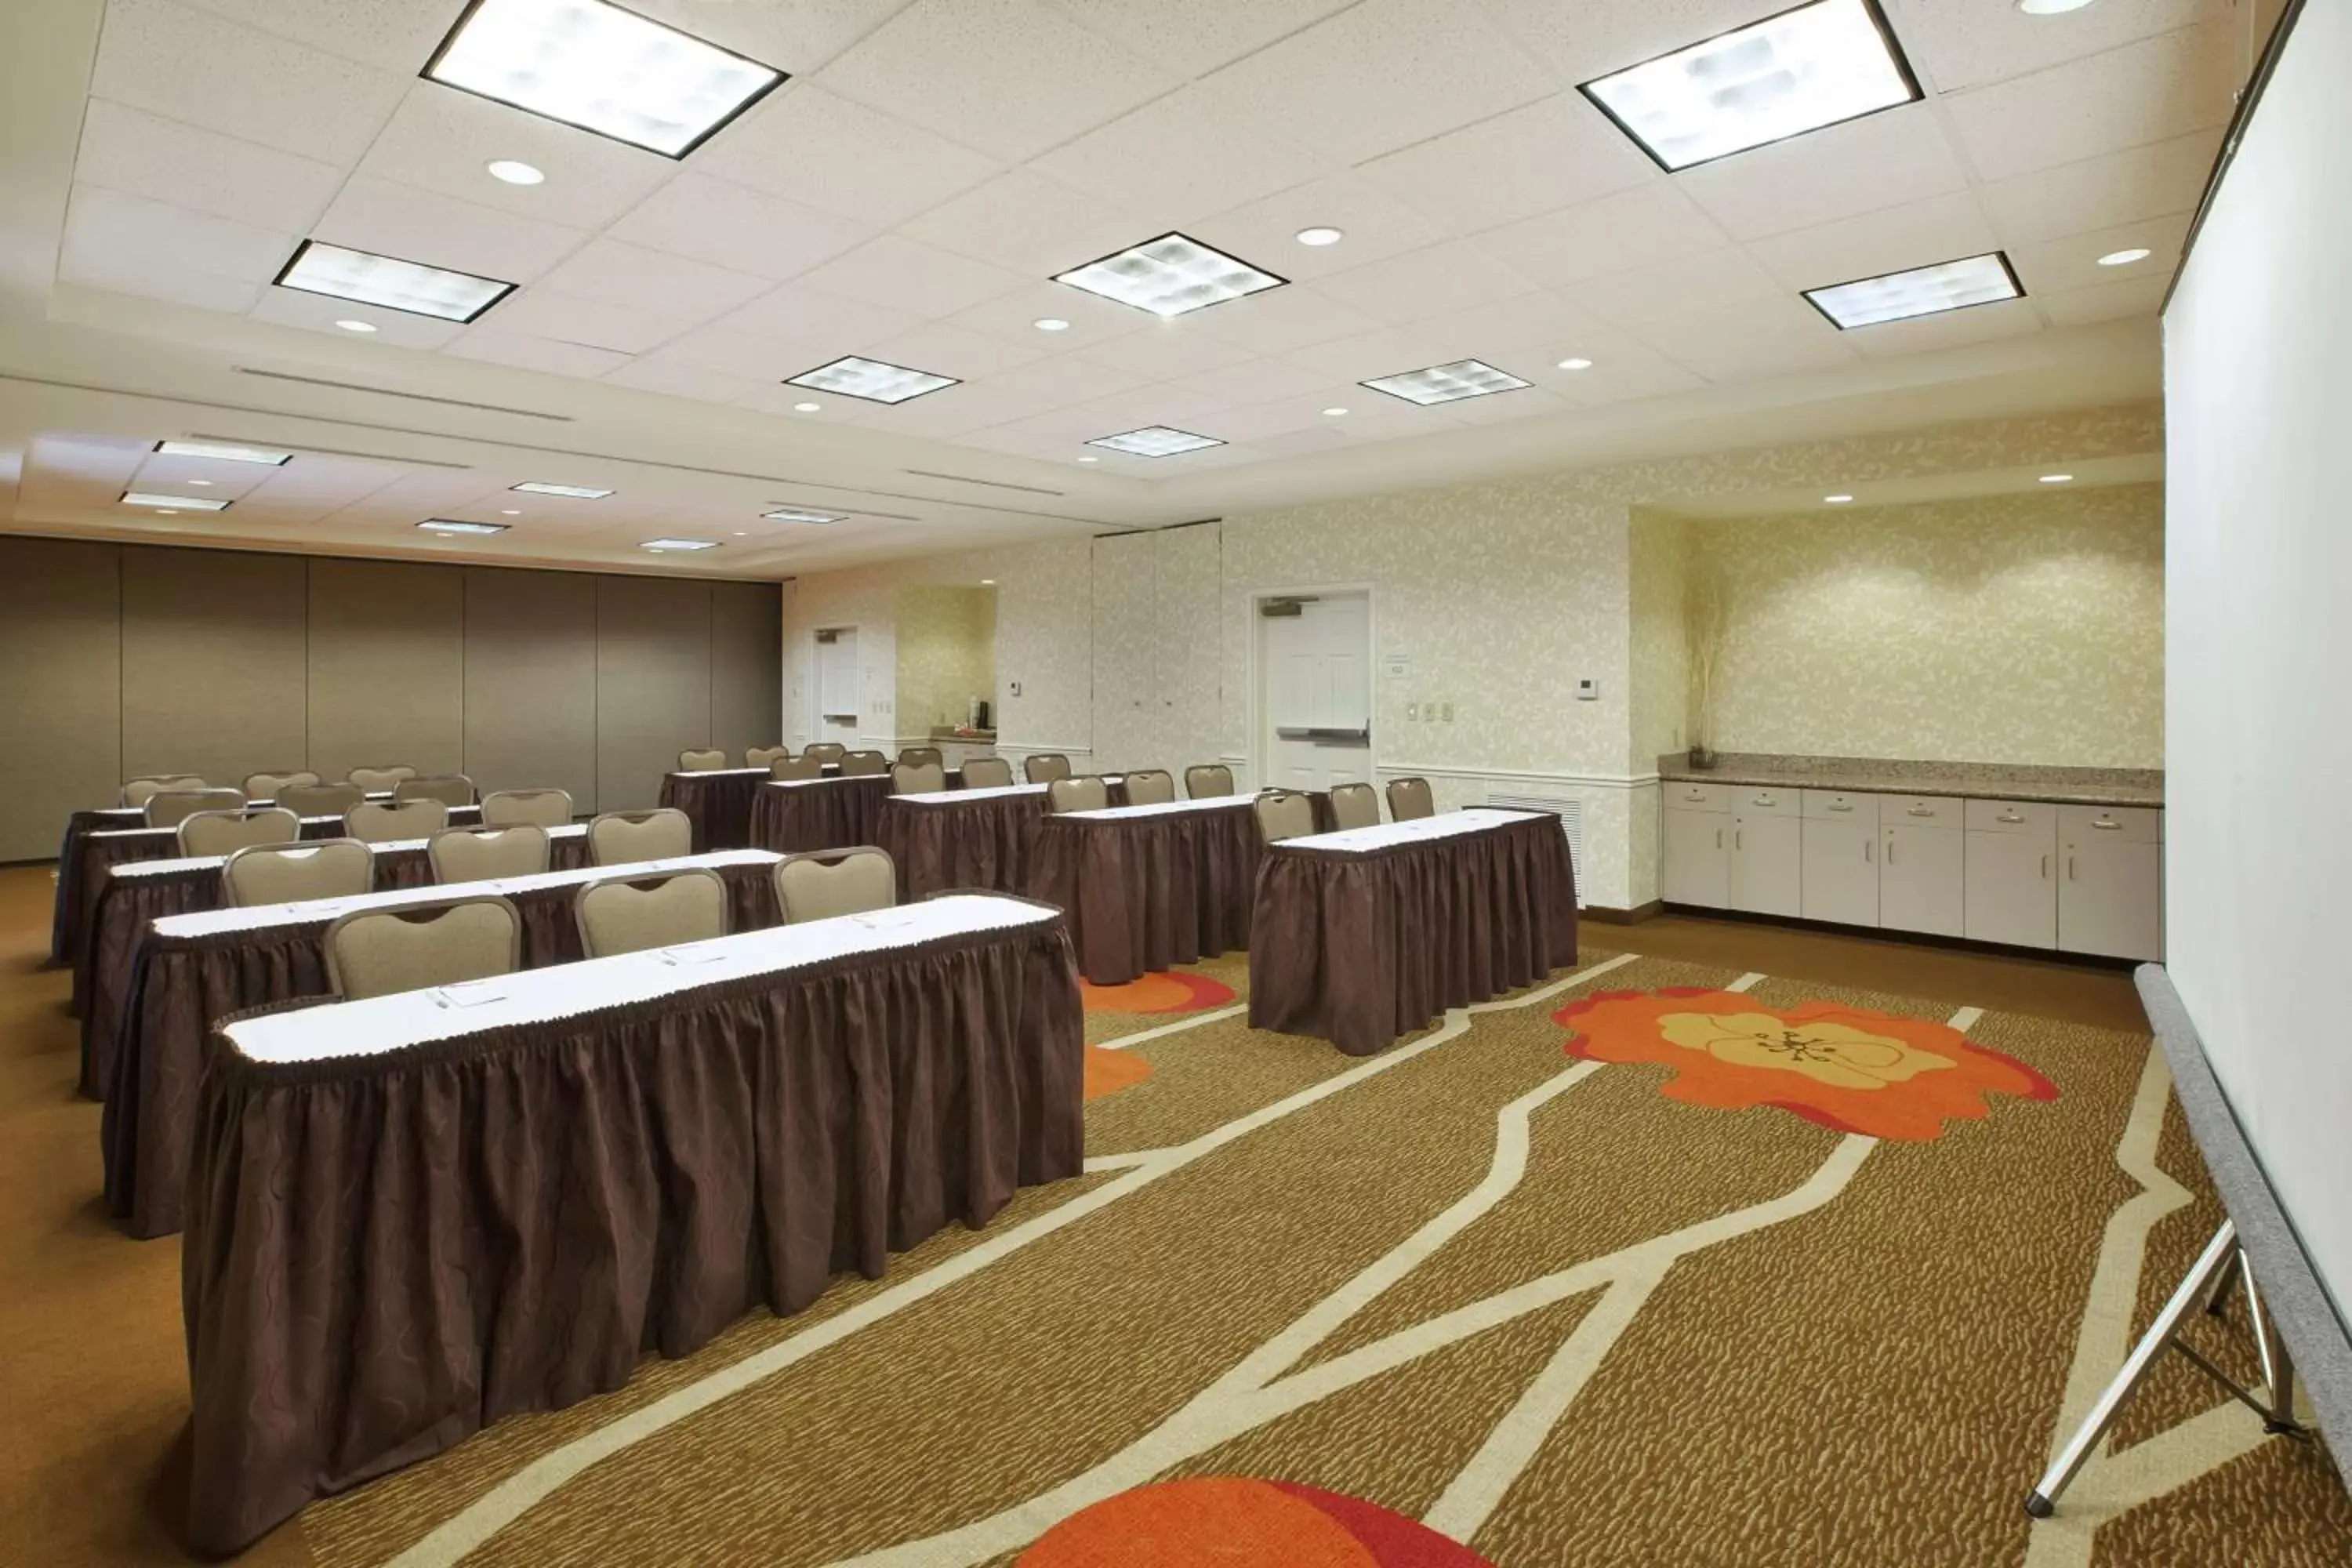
1575 677 1600 701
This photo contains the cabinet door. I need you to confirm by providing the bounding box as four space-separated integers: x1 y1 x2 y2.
1801 818 1878 927
2060 835 2163 960
1965 830 2057 948
1881 825 1963 936
1730 813 1802 917
1661 808 1730 909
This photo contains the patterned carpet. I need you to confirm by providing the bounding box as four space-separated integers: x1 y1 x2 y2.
288 947 2349 1567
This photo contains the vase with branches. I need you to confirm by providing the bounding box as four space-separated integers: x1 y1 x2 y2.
1686 561 1727 770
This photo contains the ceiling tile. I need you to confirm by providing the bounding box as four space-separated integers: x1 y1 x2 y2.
860 322 1047 379
793 234 1030 318
942 281 1146 351
817 0 1175 162
694 84 1001 227
172 0 459 71
1564 248 1785 328
62 185 292 286
446 327 633 379
311 175 590 286
1354 94 1659 235
1539 332 1709 406
358 84 679 232
1170 357 1338 406
1896 0 2230 94
841 378 1072 437
2038 273 2171 328
1941 22 2242 182
535 239 775 318
1188 173 1450 283
56 256 262 314
599 358 764 405
1843 296 2045 358
248 285 467 347
1474 0 1788 83
1481 183 1728 289
624 0 914 74
74 99 342 234
1285 326 1451 384
606 173 871 281
1033 74 1330 227
1746 191 2002 292
1409 291 1607 361
1631 295 1859 383
711 283 929 357
1072 383 1238 436
1977 129 2220 247
91 0 410 165
1674 103 1971 241
482 289 707 354
1314 241 1542 326
956 354 1149 413
896 168 1150 278
1049 0 1357 78
1189 285 1385 355
642 320 829 381
1437 383 1574 426
1075 326 1260 383
2009 212 2193 298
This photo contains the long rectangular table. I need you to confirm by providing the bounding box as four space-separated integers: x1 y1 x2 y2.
877 783 1051 901
1247 809 1579 1055
749 773 895 855
182 893 1083 1556
103 848 783 1240
1025 795 1261 985
658 768 772 851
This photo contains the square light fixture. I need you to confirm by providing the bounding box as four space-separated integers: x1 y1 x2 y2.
275 240 515 322
511 481 614 499
786 356 958 405
762 506 846 524
1362 359 1532 406
1579 0 1920 172
1803 252 2023 328
154 439 290 466
417 518 510 535
423 0 785 158
641 537 720 551
1086 426 1225 458
122 491 230 511
1053 233 1286 318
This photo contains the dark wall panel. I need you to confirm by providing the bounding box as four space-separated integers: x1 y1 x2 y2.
307 559 465 780
0 539 121 860
463 568 597 813
710 581 782 761
595 575 711 812
121 547 307 789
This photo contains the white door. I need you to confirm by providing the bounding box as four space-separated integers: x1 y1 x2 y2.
1261 593 1371 793
1801 818 1878 927
1965 831 2057 948
1661 808 1730 908
1882 825 1964 936
1729 814 1802 917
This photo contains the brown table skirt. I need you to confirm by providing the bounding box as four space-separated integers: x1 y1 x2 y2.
878 793 1047 901
659 771 765 852
1025 807 1261 985
749 775 895 854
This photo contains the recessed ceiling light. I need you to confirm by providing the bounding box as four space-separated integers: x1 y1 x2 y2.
731 531 747 536
186 479 213 486
1076 455 1098 463
1580 0 1921 172
1322 407 1349 417
1825 494 1855 503
278 240 515 322
157 510 179 517
1556 357 1595 371
1363 359 1531 406
424 0 785 158
762 506 845 524
792 401 822 413
1053 232 1285 318
2040 474 2074 484
123 490 228 512
485 159 545 185
641 537 719 551
981 579 996 586
336 319 378 333
1087 426 1225 458
154 439 291 466
786 356 957 405
500 508 521 515
2097 247 2153 267
1295 227 1344 247
2017 0 2096 13
1804 252 2022 328
1032 317 1070 332
418 518 510 536
512 481 612 498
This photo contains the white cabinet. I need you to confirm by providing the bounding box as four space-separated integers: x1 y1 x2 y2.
1729 789 1802 917
1800 791 1879 927
1661 803 1730 908
2059 805 2164 960
1965 799 2057 949
1881 820 1964 937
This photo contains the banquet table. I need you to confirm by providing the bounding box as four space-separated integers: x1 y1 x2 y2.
657 768 771 852
1025 795 1261 985
182 893 1082 1556
877 783 1051 901
75 825 592 1098
749 773 895 854
1248 809 1579 1056
103 848 783 1240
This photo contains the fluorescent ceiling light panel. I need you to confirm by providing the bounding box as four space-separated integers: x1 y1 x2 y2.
154 439 291 466
786 356 957 405
641 537 719 551
1803 251 2021 328
275 240 515 322
762 506 846 524
1362 359 1531 406
122 491 229 511
511 481 613 498
423 0 785 158
1053 233 1285 318
1580 0 1920 172
418 518 510 535
1086 426 1225 458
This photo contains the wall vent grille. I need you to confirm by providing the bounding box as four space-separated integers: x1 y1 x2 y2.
1485 789 1584 892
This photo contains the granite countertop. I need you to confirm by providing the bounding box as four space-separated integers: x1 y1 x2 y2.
928 727 996 743
1658 752 2164 808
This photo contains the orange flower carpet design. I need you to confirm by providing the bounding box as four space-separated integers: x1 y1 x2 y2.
1555 987 2056 1141
1018 1476 1494 1567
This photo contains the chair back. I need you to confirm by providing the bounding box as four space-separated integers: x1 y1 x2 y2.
346 798 449 844
1386 776 1436 822
575 869 729 958
146 788 247 829
838 749 889 776
428 824 550 883
746 745 790 768
802 742 845 765
1047 775 1109 814
897 746 943 769
768 756 822 782
481 788 572 828
179 807 299 858
1329 782 1381 830
1023 753 1071 785
221 839 372 907
587 808 691 865
773 847 896 924
960 756 1014 789
242 769 318 802
278 781 365 818
122 775 207 808
677 748 728 771
1185 764 1235 799
1123 769 1175 806
325 896 521 1001
394 774 477 808
347 764 417 793
892 761 946 795
1254 791 1316 844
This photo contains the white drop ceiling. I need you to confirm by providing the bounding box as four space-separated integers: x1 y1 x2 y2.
0 0 2256 575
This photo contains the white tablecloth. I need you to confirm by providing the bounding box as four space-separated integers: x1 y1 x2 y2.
896 782 1049 805
110 822 590 881
1060 795 1256 822
1283 808 1539 855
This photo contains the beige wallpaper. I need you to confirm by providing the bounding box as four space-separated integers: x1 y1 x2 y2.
894 585 995 732
1628 508 1692 771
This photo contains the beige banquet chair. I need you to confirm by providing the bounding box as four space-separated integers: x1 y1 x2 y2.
347 764 417 793
574 868 730 958
1254 790 1316 844
677 748 728 772
220 839 372 907
746 745 790 769
242 769 318 802
145 788 247 829
394 774 477 809
960 756 1014 789
347 798 449 844
1386 776 1436 822
1185 764 1235 799
768 755 822 782
1123 769 1176 806
587 808 691 866
1047 775 1109 815
838 749 889 777
897 746 943 769
1329 782 1381 831
773 846 896 924
481 788 572 829
325 895 521 1001
1023 753 1072 785
178 807 300 859
122 775 208 808
892 760 946 795
802 742 845 766
428 823 550 883
278 781 365 819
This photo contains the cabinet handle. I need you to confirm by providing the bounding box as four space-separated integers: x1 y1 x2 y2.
1827 801 1852 812
1685 789 1706 800
1907 805 1935 818
1735 827 1743 851
2068 855 2077 880
1886 835 1896 866
2092 818 2122 830
2041 854 2049 880
1715 827 1722 849
1864 839 1873 863
1997 811 2024 824
1753 793 1774 805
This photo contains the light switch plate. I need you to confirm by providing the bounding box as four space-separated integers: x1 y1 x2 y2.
1406 701 1418 721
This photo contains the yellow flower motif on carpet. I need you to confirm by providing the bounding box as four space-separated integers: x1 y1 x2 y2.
1555 988 2056 1142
